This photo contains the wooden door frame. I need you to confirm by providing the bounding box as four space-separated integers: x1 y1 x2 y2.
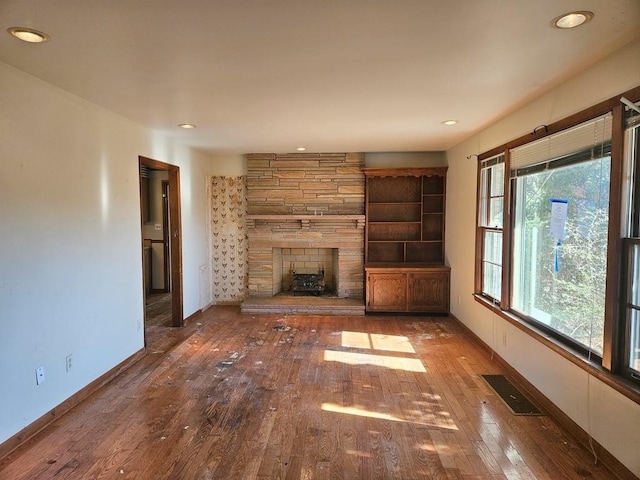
161 180 170 293
139 156 184 328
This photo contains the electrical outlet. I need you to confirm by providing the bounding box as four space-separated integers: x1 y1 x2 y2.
66 354 73 372
36 366 45 385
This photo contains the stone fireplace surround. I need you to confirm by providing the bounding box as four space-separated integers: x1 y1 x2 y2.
244 153 365 301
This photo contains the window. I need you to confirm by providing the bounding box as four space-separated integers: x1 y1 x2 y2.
624 239 640 377
477 155 504 302
473 95 640 387
622 106 640 380
511 145 610 355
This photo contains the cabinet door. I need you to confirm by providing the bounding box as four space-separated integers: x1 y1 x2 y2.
408 271 450 313
367 272 407 312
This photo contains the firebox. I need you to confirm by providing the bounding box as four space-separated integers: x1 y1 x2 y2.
291 267 326 296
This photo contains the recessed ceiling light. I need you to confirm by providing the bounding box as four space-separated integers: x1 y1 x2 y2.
7 27 50 43
178 123 196 129
552 11 594 29
441 120 458 126
296 147 306 151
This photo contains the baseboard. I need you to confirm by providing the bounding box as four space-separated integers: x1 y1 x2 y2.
450 313 638 480
201 302 215 312
0 348 146 463
183 308 202 325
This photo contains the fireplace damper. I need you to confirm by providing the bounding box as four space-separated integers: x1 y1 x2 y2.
291 267 325 296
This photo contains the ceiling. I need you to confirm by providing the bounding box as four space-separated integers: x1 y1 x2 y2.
1 1 639 156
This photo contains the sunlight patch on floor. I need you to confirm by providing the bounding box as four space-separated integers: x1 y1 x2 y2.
321 403 458 430
340 331 416 353
324 349 426 372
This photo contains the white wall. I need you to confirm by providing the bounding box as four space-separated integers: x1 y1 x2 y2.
0 61 212 444
365 151 446 167
446 39 640 476
209 154 247 176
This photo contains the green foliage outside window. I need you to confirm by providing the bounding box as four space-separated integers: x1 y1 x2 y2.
513 157 610 354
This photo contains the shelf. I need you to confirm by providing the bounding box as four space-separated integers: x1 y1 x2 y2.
368 203 421 222
407 241 443 263
367 176 421 203
368 242 405 263
368 201 421 205
422 216 444 241
423 176 445 195
369 223 421 241
422 196 444 213
364 167 448 312
366 262 450 270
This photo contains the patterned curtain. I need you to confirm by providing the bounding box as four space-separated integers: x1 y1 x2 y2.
207 177 247 304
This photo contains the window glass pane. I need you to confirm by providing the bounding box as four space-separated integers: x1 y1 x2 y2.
479 160 504 228
482 231 502 300
490 163 504 197
488 198 503 228
628 308 640 372
483 262 502 300
484 230 502 264
631 243 640 307
479 168 489 226
511 157 610 354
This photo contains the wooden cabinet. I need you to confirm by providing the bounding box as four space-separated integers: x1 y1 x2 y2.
366 271 407 312
366 266 450 313
407 269 450 312
363 167 449 313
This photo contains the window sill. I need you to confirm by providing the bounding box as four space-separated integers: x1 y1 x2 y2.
473 293 640 406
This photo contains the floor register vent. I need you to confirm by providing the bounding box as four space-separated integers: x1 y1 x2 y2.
480 375 544 416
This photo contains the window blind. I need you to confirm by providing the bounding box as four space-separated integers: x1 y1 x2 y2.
510 113 612 177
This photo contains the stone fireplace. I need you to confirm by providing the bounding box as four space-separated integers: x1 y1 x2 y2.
244 153 365 301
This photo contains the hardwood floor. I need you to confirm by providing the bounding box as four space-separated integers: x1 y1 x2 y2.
145 292 172 327
0 307 619 479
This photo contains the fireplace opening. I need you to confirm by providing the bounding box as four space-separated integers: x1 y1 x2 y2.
274 247 338 297
291 267 325 296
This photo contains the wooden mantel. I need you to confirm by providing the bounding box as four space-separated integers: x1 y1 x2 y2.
362 167 447 178
246 214 365 230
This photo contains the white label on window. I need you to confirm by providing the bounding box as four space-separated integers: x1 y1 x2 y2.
549 199 568 240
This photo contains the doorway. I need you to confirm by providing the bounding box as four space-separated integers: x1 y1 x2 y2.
139 156 184 334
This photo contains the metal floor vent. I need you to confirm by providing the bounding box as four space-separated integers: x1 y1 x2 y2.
480 375 543 416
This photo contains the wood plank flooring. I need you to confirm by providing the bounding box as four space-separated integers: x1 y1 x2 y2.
145 292 172 328
0 306 619 479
